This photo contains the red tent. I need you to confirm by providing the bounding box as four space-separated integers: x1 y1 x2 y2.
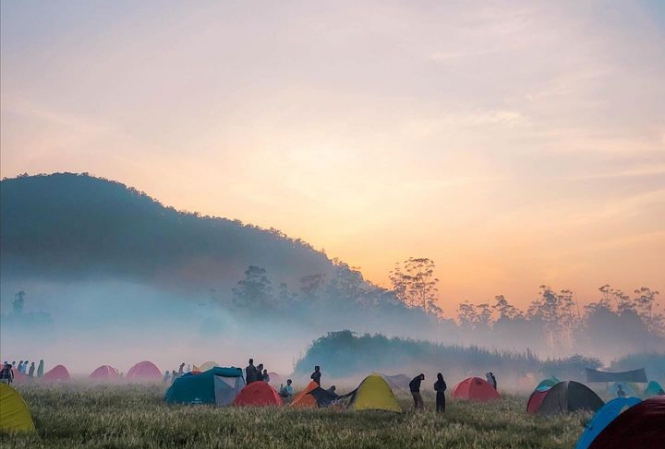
527 389 550 414
90 365 120 380
451 377 501 402
43 365 71 382
588 396 665 449
233 381 282 406
126 361 161 380
10 368 29 384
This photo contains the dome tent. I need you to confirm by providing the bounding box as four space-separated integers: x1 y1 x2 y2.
536 381 603 415
165 367 245 406
587 396 665 449
337 374 402 413
290 381 320 408
127 361 161 381
451 377 500 402
90 365 120 380
0 383 35 432
233 381 282 407
43 364 70 382
575 396 642 449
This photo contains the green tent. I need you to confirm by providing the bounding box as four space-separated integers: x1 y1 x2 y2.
164 367 245 406
536 376 560 391
643 381 664 398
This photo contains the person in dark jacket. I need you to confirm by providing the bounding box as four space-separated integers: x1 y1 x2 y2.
0 363 14 384
256 364 265 382
434 373 447 413
311 366 322 385
409 373 425 410
486 372 497 390
28 362 35 378
245 359 257 384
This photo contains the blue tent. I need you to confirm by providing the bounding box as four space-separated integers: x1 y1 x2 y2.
164 367 245 406
575 396 641 449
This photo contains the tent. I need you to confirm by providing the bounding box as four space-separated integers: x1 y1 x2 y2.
536 376 560 391
643 380 664 398
308 387 340 408
527 387 550 414
10 368 28 384
536 381 604 415
267 372 284 388
451 377 501 402
382 374 411 390
587 396 665 449
43 364 70 382
127 361 161 381
90 365 120 380
198 361 219 372
232 381 282 406
586 368 647 383
607 382 638 398
165 367 245 406
290 381 320 408
337 374 402 413
0 383 36 432
575 396 642 449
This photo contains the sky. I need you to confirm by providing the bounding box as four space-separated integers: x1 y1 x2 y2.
2 0 664 311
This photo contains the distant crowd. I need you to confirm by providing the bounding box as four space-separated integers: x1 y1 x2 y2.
0 359 45 383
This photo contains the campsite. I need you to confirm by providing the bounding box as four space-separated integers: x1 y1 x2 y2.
2 362 664 449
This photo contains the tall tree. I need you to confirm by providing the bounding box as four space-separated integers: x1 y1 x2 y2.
389 257 442 316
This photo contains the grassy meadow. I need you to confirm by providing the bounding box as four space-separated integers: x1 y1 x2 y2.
1 383 590 449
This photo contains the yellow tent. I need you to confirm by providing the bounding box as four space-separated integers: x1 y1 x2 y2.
0 383 36 432
199 361 219 372
347 374 402 413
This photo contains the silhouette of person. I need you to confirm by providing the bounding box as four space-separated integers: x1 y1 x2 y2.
486 372 497 390
311 366 322 386
616 384 626 398
28 362 35 378
245 359 257 384
434 373 447 413
256 364 264 382
409 374 425 410
37 360 44 378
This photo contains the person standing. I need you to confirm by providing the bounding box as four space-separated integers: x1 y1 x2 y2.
486 372 497 390
434 373 447 413
0 363 14 384
310 366 322 386
28 362 36 378
256 364 265 382
37 360 44 378
245 359 257 384
409 373 425 410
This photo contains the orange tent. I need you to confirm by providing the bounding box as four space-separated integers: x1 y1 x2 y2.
451 377 501 402
90 365 120 380
233 382 282 407
43 365 70 382
290 381 320 408
127 361 161 381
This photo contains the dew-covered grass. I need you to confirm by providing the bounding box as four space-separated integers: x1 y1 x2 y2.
1 384 589 448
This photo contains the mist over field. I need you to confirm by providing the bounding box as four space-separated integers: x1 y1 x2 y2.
2 174 663 388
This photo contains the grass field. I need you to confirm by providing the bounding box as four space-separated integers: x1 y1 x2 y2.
1 383 590 449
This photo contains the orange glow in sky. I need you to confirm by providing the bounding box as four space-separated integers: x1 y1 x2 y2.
1 1 664 312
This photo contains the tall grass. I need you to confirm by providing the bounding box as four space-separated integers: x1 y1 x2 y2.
1 384 589 449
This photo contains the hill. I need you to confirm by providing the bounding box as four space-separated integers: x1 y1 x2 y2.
0 173 334 289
